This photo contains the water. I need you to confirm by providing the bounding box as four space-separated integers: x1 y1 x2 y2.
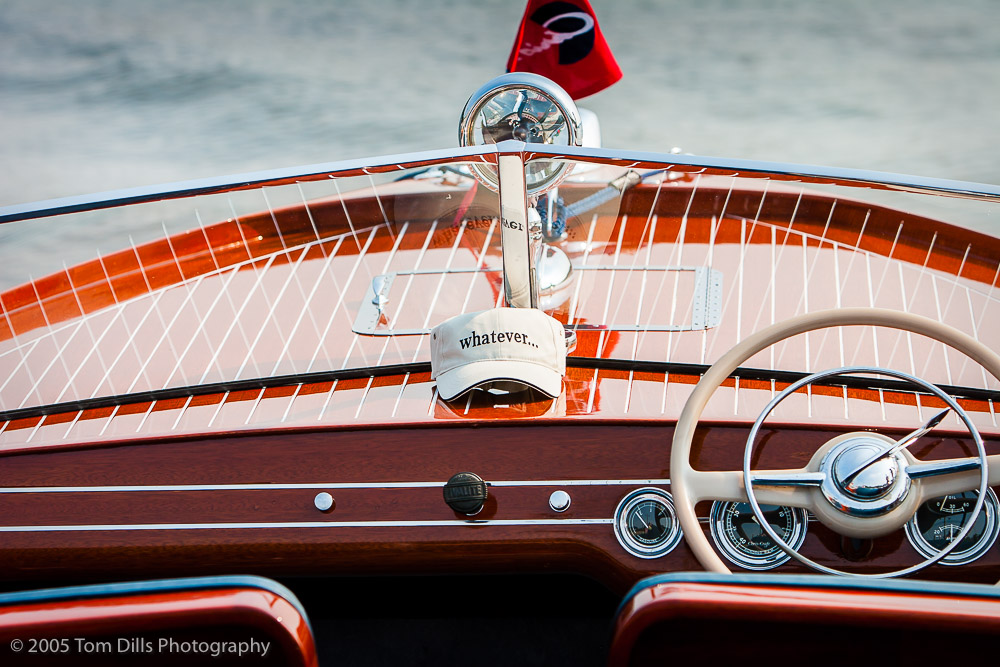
1 0 999 207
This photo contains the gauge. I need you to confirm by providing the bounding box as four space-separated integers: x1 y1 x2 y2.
905 488 1000 565
710 501 808 570
459 73 581 195
613 488 682 559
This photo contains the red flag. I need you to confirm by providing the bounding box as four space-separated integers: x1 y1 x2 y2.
507 0 622 100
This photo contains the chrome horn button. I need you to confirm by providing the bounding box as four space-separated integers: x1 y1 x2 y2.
834 442 898 499
820 437 911 517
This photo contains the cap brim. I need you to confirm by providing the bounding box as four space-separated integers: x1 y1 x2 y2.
435 359 562 401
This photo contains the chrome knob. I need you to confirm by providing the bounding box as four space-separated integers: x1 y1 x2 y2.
314 492 335 512
549 490 571 512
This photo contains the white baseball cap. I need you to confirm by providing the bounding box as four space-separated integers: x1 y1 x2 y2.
430 308 566 401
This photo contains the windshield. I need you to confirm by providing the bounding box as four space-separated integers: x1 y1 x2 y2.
0 148 998 426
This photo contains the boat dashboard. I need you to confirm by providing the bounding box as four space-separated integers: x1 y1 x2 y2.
0 415 998 592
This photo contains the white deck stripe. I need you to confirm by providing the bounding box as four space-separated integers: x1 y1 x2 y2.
280 384 304 423
366 174 394 241
130 236 184 373
269 237 346 377
568 214 598 328
263 191 331 361
62 410 84 440
160 263 242 389
391 373 410 418
32 269 77 391
0 301 42 403
24 415 46 443
81 290 169 402
171 395 194 431
596 214 628 358
664 177 696 362
331 178 363 252
243 388 267 425
233 246 311 381
98 404 121 437
296 183 323 243
95 253 151 389
632 213 658 353
135 401 157 432
317 380 338 421
306 227 379 372
206 391 228 428
190 257 273 386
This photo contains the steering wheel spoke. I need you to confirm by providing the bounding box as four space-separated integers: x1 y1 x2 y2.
685 469 822 509
915 453 1000 501
907 457 982 480
685 470 744 503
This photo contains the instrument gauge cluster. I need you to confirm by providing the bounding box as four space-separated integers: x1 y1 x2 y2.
613 488 682 559
905 489 1000 565
710 501 808 570
612 488 1000 570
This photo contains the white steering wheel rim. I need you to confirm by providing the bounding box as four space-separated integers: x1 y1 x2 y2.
670 307 1000 574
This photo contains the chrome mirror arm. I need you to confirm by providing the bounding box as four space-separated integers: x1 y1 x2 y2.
497 151 536 308
495 147 576 356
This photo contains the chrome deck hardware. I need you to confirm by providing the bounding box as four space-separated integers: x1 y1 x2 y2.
352 264 722 336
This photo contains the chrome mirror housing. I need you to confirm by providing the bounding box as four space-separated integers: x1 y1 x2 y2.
459 73 582 196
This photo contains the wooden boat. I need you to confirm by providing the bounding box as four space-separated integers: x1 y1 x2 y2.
1 3 1000 665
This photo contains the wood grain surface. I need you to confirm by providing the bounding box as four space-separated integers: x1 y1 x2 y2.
1 422 996 593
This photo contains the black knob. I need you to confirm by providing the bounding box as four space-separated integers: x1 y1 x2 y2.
443 472 488 515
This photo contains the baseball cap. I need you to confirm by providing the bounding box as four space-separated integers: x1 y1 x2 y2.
430 308 566 401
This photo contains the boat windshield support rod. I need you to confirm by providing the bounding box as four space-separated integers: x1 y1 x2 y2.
497 151 537 308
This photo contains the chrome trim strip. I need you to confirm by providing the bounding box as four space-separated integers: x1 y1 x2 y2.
0 478 670 494
0 144 497 224
5 141 998 225
0 518 615 532
523 143 1000 202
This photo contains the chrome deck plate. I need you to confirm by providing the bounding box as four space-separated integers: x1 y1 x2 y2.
353 265 723 336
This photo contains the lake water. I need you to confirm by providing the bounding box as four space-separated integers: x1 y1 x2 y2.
1 0 999 208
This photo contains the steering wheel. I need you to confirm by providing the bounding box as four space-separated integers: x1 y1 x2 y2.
670 308 1000 577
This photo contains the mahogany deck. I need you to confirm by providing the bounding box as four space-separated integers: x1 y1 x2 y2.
0 171 998 446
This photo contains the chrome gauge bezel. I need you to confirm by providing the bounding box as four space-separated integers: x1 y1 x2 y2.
458 72 581 196
710 501 808 571
904 488 1000 566
613 487 682 559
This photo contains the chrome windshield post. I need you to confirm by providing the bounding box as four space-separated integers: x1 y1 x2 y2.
496 145 537 308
